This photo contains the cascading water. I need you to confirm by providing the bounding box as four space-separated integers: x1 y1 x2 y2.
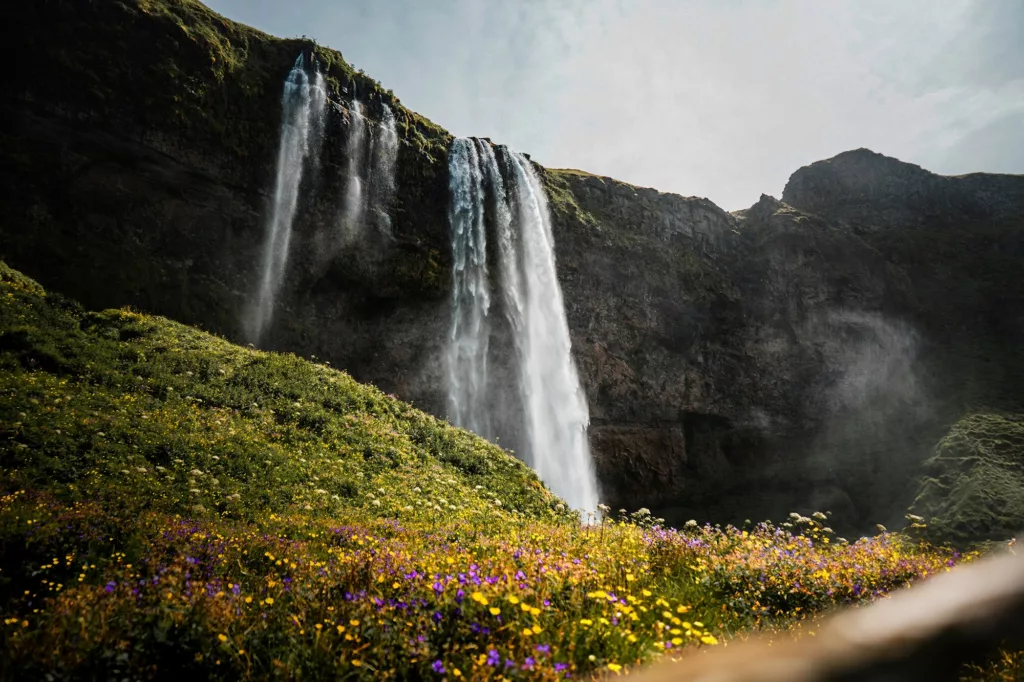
503 151 598 513
307 61 328 173
340 100 368 243
245 53 324 345
445 137 599 513
446 138 492 437
367 104 399 236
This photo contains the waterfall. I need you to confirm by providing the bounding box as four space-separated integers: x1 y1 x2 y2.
367 104 399 237
245 53 323 345
445 138 599 513
340 100 368 243
446 138 492 437
307 62 328 173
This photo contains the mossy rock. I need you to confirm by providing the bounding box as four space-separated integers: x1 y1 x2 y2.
910 412 1024 545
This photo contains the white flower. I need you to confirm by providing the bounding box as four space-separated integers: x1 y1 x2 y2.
189 488 202 495
685 519 698 528
190 469 204 477
314 489 327 495
372 500 381 507
135 467 148 474
412 487 422 493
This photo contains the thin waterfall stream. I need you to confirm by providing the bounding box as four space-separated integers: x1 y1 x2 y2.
245 53 325 345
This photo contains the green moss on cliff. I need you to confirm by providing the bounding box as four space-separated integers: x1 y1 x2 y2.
911 412 1024 545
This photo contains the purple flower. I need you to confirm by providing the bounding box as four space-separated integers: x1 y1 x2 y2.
432 660 445 674
523 657 536 670
504 659 515 669
487 649 501 666
535 644 550 655
555 663 569 672
455 589 465 604
104 581 116 593
432 611 443 623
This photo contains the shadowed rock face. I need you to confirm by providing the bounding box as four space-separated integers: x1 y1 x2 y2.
2 0 1022 537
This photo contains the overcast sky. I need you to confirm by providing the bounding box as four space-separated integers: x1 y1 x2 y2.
205 0 1023 210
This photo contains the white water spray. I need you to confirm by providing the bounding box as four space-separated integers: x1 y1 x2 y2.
245 53 323 344
445 138 599 513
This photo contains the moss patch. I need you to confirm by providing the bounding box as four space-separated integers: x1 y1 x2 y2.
911 412 1024 545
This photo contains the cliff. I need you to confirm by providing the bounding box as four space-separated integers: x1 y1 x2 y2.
2 0 1022 536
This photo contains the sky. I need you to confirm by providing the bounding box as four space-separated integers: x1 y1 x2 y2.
205 0 1024 210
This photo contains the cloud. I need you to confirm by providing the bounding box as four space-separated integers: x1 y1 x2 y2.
205 0 1024 210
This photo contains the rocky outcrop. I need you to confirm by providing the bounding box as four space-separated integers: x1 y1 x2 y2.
2 0 1022 537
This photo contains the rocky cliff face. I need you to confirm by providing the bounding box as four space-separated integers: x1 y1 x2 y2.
2 0 1022 535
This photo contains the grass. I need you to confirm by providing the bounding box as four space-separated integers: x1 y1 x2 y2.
0 261 1018 679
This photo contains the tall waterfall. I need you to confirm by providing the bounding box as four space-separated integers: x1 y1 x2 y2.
245 53 324 345
446 138 599 513
446 138 491 437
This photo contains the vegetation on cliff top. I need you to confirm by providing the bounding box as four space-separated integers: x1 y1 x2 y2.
15 0 450 170
0 263 1016 679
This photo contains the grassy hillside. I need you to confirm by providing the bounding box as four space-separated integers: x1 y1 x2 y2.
0 264 1013 679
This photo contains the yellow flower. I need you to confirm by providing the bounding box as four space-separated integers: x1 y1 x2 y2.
531 624 543 634
218 634 228 642
580 619 593 626
642 589 652 597
627 634 638 643
244 596 252 604
676 605 690 613
701 635 719 645
672 637 683 646
471 591 488 605
608 663 623 673
489 607 501 616
520 603 531 612
352 660 362 667
453 669 462 677
264 597 274 605
350 619 360 626
508 596 520 605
